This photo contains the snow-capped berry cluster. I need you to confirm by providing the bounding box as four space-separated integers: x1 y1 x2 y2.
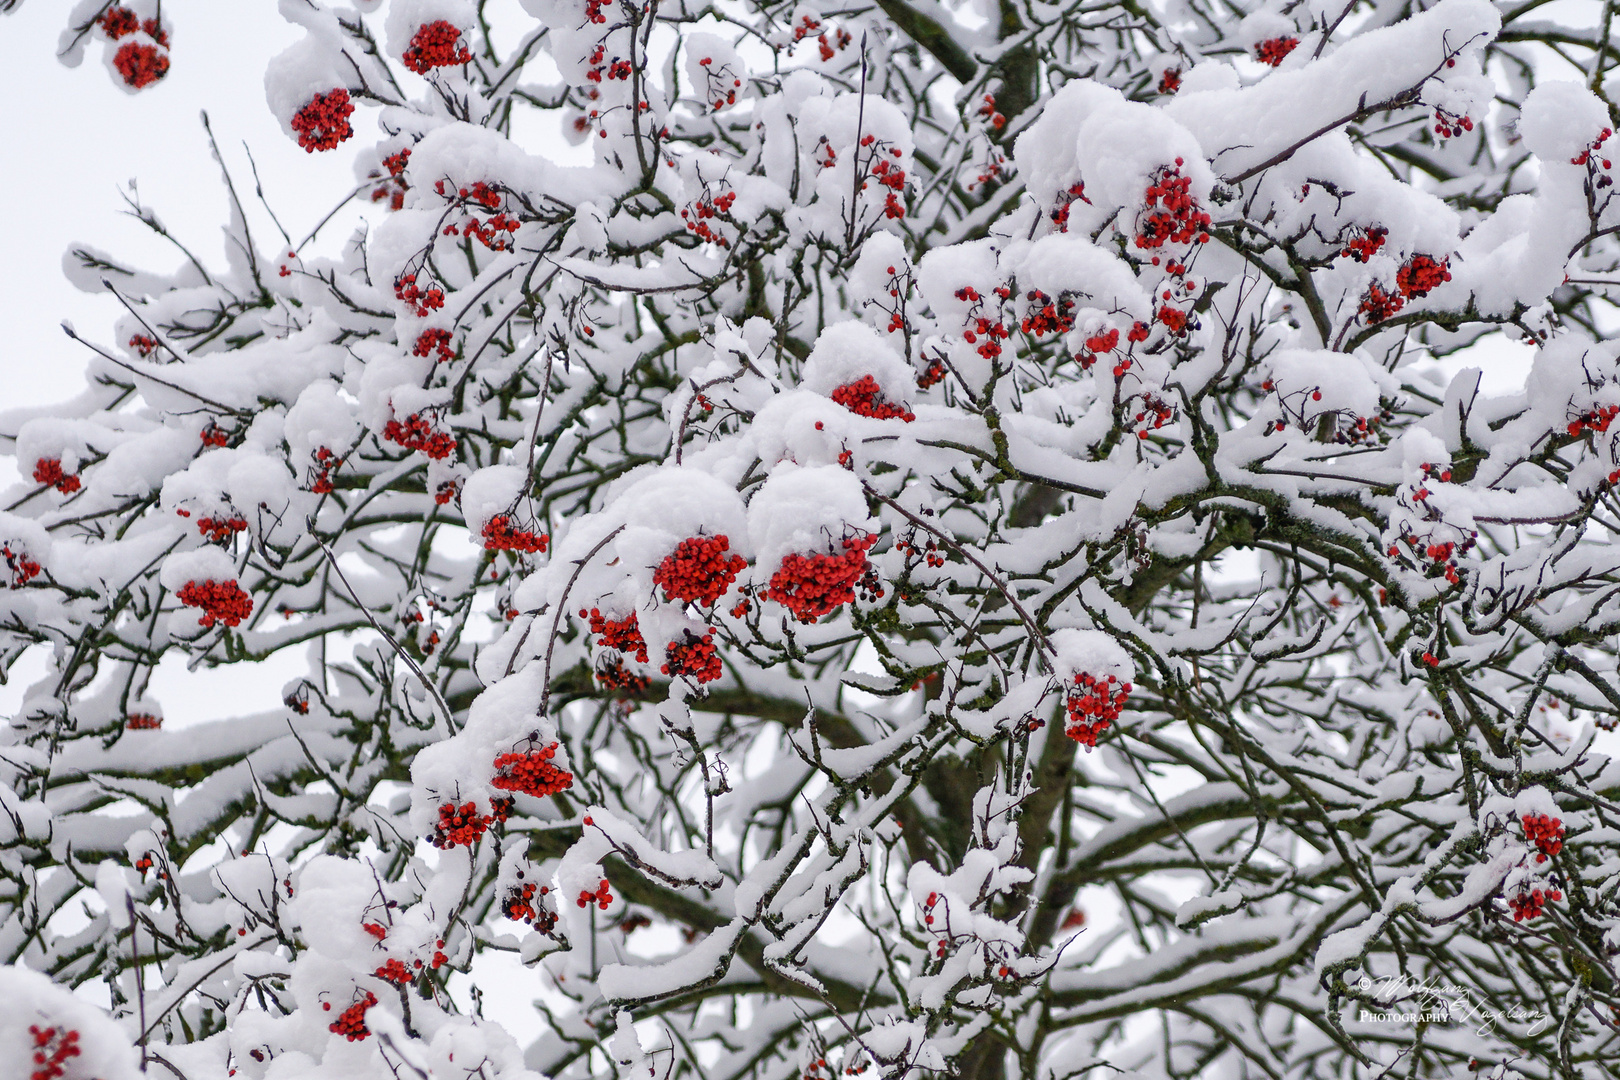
662 628 723 683
789 14 851 61
482 514 549 553
3 542 42 588
1523 814 1564 862
1021 289 1077 337
126 712 161 730
1431 106 1473 140
308 446 341 494
696 55 744 111
582 608 650 663
374 958 412 984
1132 394 1176 438
577 878 613 909
413 328 456 362
403 20 472 73
1065 672 1131 749
831 375 915 421
1049 182 1091 232
1254 36 1299 66
201 421 230 447
195 513 248 543
954 285 1013 360
1358 281 1404 323
384 412 456 459
856 135 908 220
129 333 160 356
504 879 557 930
1075 327 1120 370
867 263 914 336
680 185 737 247
1568 403 1619 437
328 991 378 1041
655 535 747 605
177 579 253 628
290 88 355 152
1158 67 1181 94
1508 887 1561 922
1135 161 1211 249
106 10 171 91
394 272 446 315
32 459 80 494
28 1025 81 1080
369 147 411 210
766 535 877 622
1341 226 1388 263
1395 254 1450 298
977 93 1006 130
428 801 492 849
491 743 574 798
595 656 650 693
99 6 140 36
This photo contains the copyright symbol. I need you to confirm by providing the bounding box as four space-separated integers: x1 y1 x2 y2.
1358 977 1372 991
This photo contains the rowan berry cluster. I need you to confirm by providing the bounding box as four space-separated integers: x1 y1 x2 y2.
394 273 445 315
1075 327 1120 371
655 535 748 605
428 801 492 849
504 880 557 930
328 992 378 1041
582 608 650 662
1523 813 1565 862
126 712 161 730
831 374 915 421
1136 161 1211 250
894 536 945 568
383 412 456 459
1419 462 1453 482
482 515 549 553
1432 107 1473 140
1568 403 1619 437
1341 226 1387 263
1156 305 1189 336
917 358 946 389
662 628 723 683
195 514 249 544
114 40 170 89
856 135 908 220
1158 67 1182 94
33 459 80 494
696 56 744 110
369 148 411 210
362 921 388 941
1389 530 1474 585
868 263 913 336
309 446 341 494
1396 254 1450 299
413 328 456 362
1255 36 1299 66
1021 290 1077 337
596 656 650 693
3 542 42 588
766 535 877 622
1065 672 1131 749
177 579 253 629
1358 281 1404 323
680 186 737 246
1508 887 1560 921
1133 394 1176 437
129 334 160 356
99 6 140 37
584 0 609 23
1049 182 1090 232
459 211 521 250
1571 126 1614 165
28 1025 81 1080
374 958 412 984
954 285 1014 359
977 93 1006 130
291 88 355 153
491 743 574 798
577 878 614 909
403 20 472 73
201 421 230 447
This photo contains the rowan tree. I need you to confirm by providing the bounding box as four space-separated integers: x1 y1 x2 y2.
4 0 1620 1078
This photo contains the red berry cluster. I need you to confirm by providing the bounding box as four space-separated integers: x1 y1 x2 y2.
1021 289 1076 337
696 55 744 111
1388 530 1475 585
662 628 723 683
1432 107 1474 140
309 446 341 494
4 542 42 588
917 357 946 389
857 135 908 220
582 608 650 662
483 514 549 553
577 878 613 909
394 273 445 315
1508 887 1561 922
977 93 1005 130
766 534 877 622
1571 126 1614 166
895 535 946 568
429 801 492 849
362 921 388 941
384 412 456 459
504 880 558 930
115 40 170 89
655 535 747 606
1158 67 1182 94
33 458 80 494
1254 36 1298 66
1358 281 1403 323
414 328 456 362
29 1025 81 1080
1523 813 1565 863
369 148 411 210
291 88 355 153
1419 462 1453 483
126 712 162 730
1132 394 1176 438
680 186 737 247
791 15 851 60
1049 182 1091 232
1396 254 1450 299
1136 161 1211 250
129 334 160 357
177 579 253 628
329 992 378 1041
196 513 248 544
403 20 472 73
374 958 412 984
868 263 913 336
585 0 609 23
1568 403 1619 438
1156 305 1189 336
100 6 140 36
596 656 650 693
954 285 1014 359
1341 226 1387 263
1075 327 1120 371
201 421 230 448
1065 672 1131 749
831 374 915 422
492 743 574 798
